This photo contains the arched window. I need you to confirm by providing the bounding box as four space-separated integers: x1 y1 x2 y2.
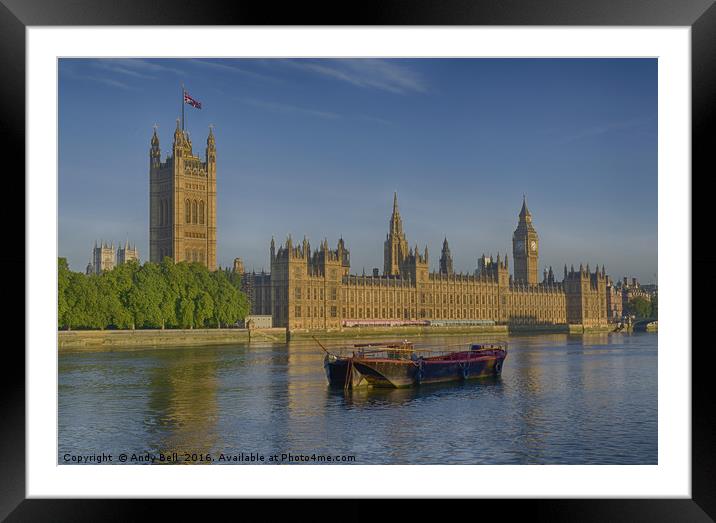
185 249 190 261
192 200 198 224
185 199 191 223
199 251 204 263
199 201 205 224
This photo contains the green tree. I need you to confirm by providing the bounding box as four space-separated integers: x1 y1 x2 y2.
59 257 252 331
627 296 652 319
194 291 215 328
173 261 199 328
99 262 136 328
64 271 89 329
159 257 180 328
212 270 249 327
650 295 658 318
58 258 71 329
127 262 165 328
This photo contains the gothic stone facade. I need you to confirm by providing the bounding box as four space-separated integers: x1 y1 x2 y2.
86 240 140 275
149 122 217 270
117 240 139 265
241 194 608 330
88 241 115 275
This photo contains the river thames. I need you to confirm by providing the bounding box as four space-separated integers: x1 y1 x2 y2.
58 332 657 465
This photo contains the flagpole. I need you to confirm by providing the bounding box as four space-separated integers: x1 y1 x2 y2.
181 83 185 131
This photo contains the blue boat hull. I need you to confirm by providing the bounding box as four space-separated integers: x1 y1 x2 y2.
351 352 506 388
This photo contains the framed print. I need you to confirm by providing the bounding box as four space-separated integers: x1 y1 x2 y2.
5 0 715 519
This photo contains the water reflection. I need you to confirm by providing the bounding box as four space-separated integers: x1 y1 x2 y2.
59 333 657 465
145 348 220 462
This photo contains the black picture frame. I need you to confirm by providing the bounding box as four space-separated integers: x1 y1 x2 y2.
4 0 712 519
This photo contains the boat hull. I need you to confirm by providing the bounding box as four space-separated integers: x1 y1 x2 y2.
352 351 506 388
324 355 365 388
324 355 349 386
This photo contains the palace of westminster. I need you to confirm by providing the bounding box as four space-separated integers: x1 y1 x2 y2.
138 122 653 330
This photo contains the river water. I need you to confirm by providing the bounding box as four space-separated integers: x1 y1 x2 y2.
58 332 657 465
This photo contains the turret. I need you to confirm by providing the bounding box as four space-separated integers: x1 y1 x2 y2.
206 125 216 167
150 125 161 168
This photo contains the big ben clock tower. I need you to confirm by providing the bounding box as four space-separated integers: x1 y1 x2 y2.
512 195 539 285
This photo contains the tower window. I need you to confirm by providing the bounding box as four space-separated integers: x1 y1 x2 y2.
199 200 205 224
185 199 191 223
192 200 198 224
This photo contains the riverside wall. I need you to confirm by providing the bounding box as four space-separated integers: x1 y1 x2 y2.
58 328 286 352
58 323 619 352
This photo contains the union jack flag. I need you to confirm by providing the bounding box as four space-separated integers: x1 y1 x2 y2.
184 91 202 109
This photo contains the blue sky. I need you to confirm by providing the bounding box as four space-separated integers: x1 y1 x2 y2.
59 58 657 283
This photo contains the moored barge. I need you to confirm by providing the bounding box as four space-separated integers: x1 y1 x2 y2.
318 337 507 389
321 340 415 388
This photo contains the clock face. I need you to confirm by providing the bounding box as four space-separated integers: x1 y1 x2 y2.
530 240 537 252
515 240 524 252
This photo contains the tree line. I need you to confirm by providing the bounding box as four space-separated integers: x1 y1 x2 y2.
58 257 250 330
625 295 658 319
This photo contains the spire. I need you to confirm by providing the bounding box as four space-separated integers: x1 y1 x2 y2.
439 237 453 275
384 191 408 276
173 118 183 145
519 194 531 220
151 124 159 146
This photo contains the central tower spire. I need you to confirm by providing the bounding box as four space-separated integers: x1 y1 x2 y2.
439 237 454 276
384 192 409 276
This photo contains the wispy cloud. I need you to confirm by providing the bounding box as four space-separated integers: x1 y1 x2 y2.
62 59 189 90
87 76 137 90
356 115 393 126
186 59 280 83
60 64 138 91
91 61 157 80
558 116 656 144
107 58 186 76
282 59 428 94
239 97 341 120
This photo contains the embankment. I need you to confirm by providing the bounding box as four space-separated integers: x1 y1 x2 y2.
288 323 612 341
58 323 619 352
58 328 286 352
